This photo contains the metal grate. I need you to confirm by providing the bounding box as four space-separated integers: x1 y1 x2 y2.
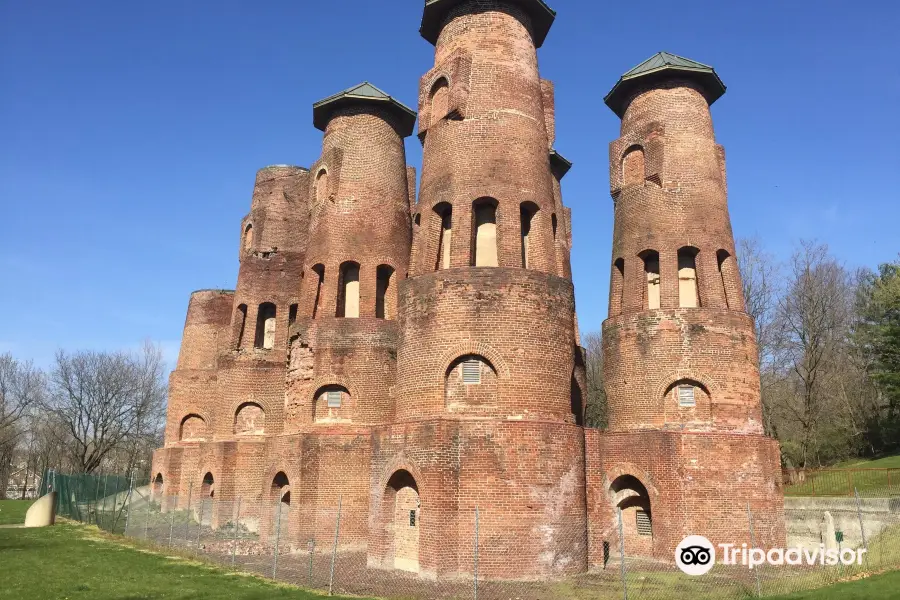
636 509 652 536
678 386 696 407
326 390 342 408
461 360 481 384
409 510 416 527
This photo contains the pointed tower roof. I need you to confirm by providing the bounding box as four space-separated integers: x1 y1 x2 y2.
312 82 418 137
420 0 556 48
604 52 727 118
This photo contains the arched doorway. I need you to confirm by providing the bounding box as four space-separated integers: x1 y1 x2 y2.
609 474 653 556
385 470 420 573
271 472 290 538
152 473 163 499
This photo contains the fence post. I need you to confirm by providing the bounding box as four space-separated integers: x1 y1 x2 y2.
124 471 135 535
231 497 241 567
747 502 762 598
847 471 853 497
811 472 817 497
473 507 480 600
144 495 151 540
196 497 205 550
184 482 193 546
328 495 343 596
888 470 893 496
308 538 316 587
273 498 283 579
93 473 102 525
618 507 628 600
168 501 176 547
854 488 868 554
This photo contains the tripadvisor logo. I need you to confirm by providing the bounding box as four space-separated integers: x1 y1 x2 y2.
676 535 716 575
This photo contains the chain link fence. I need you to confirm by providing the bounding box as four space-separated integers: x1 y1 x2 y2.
43 470 900 600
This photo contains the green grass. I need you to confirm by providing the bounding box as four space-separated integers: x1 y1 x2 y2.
0 523 363 599
0 499 32 525
784 454 900 497
763 570 900 599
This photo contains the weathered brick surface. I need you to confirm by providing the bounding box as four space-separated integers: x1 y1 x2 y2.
152 0 783 581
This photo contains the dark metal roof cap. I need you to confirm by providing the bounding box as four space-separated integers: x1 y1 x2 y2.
549 149 572 180
604 52 727 118
312 82 418 137
420 0 556 48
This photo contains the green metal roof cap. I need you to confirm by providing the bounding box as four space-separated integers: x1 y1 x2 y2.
420 0 556 48
312 82 418 137
604 52 727 118
549 149 572 180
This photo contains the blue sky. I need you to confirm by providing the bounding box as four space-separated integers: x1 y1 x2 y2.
2 0 898 369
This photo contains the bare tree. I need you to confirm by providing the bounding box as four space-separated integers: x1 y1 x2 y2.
775 241 854 467
737 237 782 438
582 331 608 429
0 354 44 497
45 342 166 474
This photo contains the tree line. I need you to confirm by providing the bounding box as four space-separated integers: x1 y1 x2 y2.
0 343 166 498
583 240 900 469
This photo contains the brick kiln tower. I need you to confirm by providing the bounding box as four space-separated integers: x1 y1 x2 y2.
152 2 785 584
584 52 785 560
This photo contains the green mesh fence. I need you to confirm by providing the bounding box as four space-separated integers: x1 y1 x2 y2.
39 470 149 533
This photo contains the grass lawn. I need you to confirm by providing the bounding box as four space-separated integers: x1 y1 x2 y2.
0 523 362 599
784 454 900 497
0 499 31 525
835 455 900 469
764 570 900 599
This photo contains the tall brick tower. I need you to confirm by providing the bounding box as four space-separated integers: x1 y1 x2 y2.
586 52 785 560
367 0 586 579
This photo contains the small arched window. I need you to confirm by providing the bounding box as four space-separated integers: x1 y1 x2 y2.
434 203 452 271
244 224 253 251
234 304 248 349
180 414 207 442
551 213 558 242
311 265 325 318
472 198 498 267
152 473 164 498
640 250 661 310
314 385 351 422
678 247 700 308
430 78 449 127
337 262 360 318
201 472 215 498
376 265 396 319
622 146 645 186
519 202 538 269
272 472 290 506
255 303 277 349
234 402 265 435
315 169 329 204
445 354 498 409
717 250 738 309
611 258 625 316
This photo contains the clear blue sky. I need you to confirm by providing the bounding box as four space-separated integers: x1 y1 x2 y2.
2 0 898 369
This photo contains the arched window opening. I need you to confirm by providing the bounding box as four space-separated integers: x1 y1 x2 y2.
376 265 396 319
571 372 584 426
315 169 328 204
314 385 351 422
717 250 736 309
337 262 360 318
472 198 498 267
622 146 645 186
152 474 164 498
640 250 661 310
312 265 325 318
678 247 700 308
235 304 248 349
434 203 452 271
610 475 652 541
611 258 625 316
234 402 265 435
201 472 215 498
288 304 298 328
665 379 710 409
244 224 253 252
551 213 558 242
272 472 290 506
255 303 277 349
519 202 538 269
180 414 207 442
430 78 449 128
445 355 498 409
